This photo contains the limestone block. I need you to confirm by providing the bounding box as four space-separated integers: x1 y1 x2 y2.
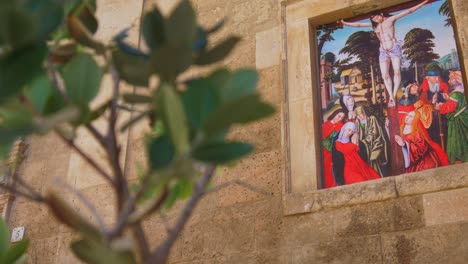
142 213 183 263
223 36 256 68
291 235 382 264
96 0 143 45
258 65 283 106
334 196 424 238
381 223 468 264
26 235 60 264
214 150 282 208
252 197 283 250
54 232 81 264
181 205 255 261
226 0 279 37
423 187 468 226
286 0 351 24
228 113 282 155
8 201 62 240
281 209 336 248
289 98 317 193
17 134 71 195
69 183 117 227
256 26 281 69
395 162 468 197
286 19 312 103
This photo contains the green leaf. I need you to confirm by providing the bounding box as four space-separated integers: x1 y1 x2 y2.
24 74 54 113
0 7 37 50
194 36 241 65
148 135 175 170
0 44 47 101
23 0 64 41
141 7 166 50
63 53 103 105
113 48 150 87
0 240 29 264
220 68 258 101
66 15 105 52
122 93 152 104
0 219 9 255
192 141 253 163
166 0 196 46
182 78 220 129
203 95 275 136
164 177 193 209
46 192 102 241
71 239 136 264
157 84 190 155
151 45 193 80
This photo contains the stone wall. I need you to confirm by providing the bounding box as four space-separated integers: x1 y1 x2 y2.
7 0 468 263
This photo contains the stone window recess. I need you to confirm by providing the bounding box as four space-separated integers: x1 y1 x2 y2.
280 0 468 216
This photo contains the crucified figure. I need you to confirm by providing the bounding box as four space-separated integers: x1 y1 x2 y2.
340 0 429 107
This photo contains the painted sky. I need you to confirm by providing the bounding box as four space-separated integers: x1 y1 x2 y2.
321 0 457 62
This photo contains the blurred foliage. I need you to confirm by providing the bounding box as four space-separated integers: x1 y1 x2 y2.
0 218 29 264
0 0 275 263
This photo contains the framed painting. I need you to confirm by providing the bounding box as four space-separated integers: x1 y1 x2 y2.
317 0 468 189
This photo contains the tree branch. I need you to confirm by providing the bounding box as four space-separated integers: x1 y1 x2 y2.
0 183 45 203
58 179 107 233
108 67 129 210
54 129 114 185
147 165 216 264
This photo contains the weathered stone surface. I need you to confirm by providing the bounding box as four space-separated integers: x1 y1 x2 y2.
215 150 282 207
54 232 81 264
424 187 468 226
228 113 282 155
258 65 283 106
291 235 382 264
381 223 468 264
17 134 71 194
256 27 281 69
180 204 255 261
8 201 62 240
395 162 468 197
334 196 424 238
26 235 60 264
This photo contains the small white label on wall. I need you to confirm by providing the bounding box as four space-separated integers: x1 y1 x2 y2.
11 226 24 242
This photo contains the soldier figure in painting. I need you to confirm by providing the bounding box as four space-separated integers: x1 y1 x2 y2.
340 0 429 107
435 70 468 164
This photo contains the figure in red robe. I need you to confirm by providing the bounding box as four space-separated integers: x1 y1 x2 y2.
322 109 345 188
333 122 380 185
394 110 449 173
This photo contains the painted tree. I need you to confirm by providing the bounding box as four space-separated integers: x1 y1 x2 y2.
316 24 340 55
323 52 336 65
339 31 380 103
439 1 452 27
402 28 440 79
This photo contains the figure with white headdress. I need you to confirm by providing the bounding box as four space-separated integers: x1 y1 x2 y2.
435 70 468 163
332 122 380 185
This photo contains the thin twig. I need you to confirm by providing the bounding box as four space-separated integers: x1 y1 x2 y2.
57 179 107 233
109 66 130 209
46 60 71 104
0 183 45 202
206 179 274 196
85 124 108 150
132 224 151 260
147 165 216 264
55 129 114 185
